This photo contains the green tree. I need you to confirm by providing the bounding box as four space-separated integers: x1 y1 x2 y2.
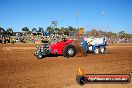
6 28 13 36
22 27 29 32
118 31 127 39
127 34 132 38
60 27 65 34
98 30 104 37
38 27 44 32
55 28 60 34
0 27 5 35
22 27 30 35
64 28 70 35
106 32 113 38
32 28 37 32
112 32 118 38
68 26 76 32
46 27 54 34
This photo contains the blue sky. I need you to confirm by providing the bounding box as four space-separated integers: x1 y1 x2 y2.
0 0 132 33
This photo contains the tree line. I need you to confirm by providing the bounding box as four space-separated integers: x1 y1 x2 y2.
0 26 132 39
86 29 132 39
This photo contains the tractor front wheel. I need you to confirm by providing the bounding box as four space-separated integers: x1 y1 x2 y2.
37 54 43 59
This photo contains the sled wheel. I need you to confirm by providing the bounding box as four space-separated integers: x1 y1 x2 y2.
99 46 105 54
94 47 99 54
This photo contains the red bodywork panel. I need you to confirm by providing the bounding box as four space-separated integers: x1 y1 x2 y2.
49 39 73 54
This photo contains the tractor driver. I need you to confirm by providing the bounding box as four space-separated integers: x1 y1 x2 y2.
41 37 49 43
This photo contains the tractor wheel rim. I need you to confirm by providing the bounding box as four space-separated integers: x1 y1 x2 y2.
101 48 104 52
95 49 99 53
68 48 74 55
38 54 42 58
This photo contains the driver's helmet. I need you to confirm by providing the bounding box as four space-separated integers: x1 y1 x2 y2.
41 37 49 43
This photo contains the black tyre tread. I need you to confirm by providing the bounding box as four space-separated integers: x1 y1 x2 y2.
62 44 76 57
34 52 36 56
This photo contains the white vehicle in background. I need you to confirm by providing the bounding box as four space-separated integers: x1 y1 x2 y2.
84 37 108 54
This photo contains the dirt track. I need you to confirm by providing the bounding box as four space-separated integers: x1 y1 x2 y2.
0 44 132 88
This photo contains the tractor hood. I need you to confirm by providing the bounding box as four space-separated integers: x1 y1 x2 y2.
49 39 73 54
50 39 73 47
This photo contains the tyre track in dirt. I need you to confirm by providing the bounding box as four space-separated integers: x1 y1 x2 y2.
0 44 132 88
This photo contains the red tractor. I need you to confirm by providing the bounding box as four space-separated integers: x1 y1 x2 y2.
34 38 76 59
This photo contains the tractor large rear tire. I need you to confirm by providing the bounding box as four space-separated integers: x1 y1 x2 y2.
62 44 76 57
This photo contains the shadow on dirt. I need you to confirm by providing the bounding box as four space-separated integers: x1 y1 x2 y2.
43 54 62 58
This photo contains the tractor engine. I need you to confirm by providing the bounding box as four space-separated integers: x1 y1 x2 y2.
34 43 51 59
